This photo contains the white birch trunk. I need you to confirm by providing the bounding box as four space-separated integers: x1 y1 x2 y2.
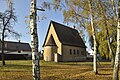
105 22 114 66
30 0 40 80
88 0 98 74
91 14 98 74
113 4 120 80
113 18 120 80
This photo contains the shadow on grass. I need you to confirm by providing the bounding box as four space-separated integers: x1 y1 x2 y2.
0 64 31 67
98 73 112 76
41 76 59 80
0 64 32 72
59 62 93 65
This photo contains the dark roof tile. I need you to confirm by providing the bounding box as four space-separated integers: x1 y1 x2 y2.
43 20 86 48
0 41 31 52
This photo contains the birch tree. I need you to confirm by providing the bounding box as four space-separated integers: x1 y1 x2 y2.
113 1 120 79
97 0 117 66
30 0 40 80
88 0 98 74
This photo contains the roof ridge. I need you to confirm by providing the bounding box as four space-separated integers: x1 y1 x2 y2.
4 41 29 44
50 20 77 31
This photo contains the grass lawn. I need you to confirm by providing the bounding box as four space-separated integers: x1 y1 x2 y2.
0 60 32 80
0 60 119 80
40 61 117 80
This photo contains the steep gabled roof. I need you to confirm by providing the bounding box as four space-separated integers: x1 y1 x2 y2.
43 20 86 48
0 41 31 52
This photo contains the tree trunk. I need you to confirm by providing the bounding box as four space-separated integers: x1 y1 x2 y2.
109 0 116 67
113 20 120 79
1 38 5 65
111 55 115 67
30 0 40 80
108 39 115 67
98 0 115 67
88 0 98 74
91 16 98 74
105 23 115 67
107 35 115 67
1 0 13 66
113 3 120 80
1 18 6 65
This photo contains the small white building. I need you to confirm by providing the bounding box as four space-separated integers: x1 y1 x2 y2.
0 41 32 60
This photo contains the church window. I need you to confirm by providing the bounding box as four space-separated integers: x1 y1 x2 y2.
77 50 79 55
70 49 72 55
73 49 76 55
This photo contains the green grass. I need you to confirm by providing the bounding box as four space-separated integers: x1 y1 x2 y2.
40 61 114 80
0 60 119 80
0 60 32 80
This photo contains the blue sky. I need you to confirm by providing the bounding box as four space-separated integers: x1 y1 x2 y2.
0 0 90 51
0 0 68 51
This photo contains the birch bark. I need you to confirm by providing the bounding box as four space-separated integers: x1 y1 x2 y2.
88 0 98 74
113 2 120 79
30 0 40 80
113 17 120 80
